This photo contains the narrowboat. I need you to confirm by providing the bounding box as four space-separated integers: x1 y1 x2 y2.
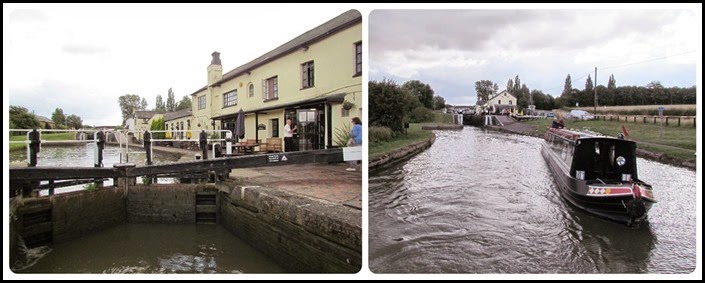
541 128 656 227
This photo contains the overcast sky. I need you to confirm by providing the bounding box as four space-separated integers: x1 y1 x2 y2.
370 7 701 106
4 3 354 126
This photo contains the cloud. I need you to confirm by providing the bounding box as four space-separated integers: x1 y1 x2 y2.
369 8 699 105
62 44 107 55
9 8 48 23
9 79 122 126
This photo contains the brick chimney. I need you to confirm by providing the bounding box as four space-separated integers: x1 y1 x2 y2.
207 51 223 86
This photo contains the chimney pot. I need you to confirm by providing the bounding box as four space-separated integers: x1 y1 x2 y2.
211 51 221 65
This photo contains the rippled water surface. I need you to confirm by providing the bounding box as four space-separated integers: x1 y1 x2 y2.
15 223 284 273
369 127 697 273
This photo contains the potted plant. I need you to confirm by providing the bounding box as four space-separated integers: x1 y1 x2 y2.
342 100 355 110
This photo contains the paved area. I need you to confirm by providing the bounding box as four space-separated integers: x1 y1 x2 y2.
229 163 362 210
489 115 543 137
140 143 363 210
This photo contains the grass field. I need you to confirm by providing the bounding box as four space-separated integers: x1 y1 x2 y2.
9 132 76 151
369 123 433 159
524 118 696 161
575 104 696 112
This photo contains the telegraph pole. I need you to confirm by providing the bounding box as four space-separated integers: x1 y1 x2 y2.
594 67 598 115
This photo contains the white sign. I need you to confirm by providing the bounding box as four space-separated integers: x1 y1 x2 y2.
343 146 362 161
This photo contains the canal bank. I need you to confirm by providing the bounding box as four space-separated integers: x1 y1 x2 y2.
369 127 697 273
10 145 362 273
483 115 696 170
369 134 436 171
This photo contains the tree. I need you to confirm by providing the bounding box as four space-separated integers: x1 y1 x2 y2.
150 116 165 139
141 98 148 110
474 80 496 102
369 79 410 134
118 94 145 123
65 114 83 129
647 81 665 104
562 74 572 97
166 88 176 112
51 108 66 126
432 95 446 110
175 95 192 111
607 74 616 90
585 74 594 94
155 95 166 111
506 79 514 93
10 105 40 131
518 84 530 109
512 75 521 96
401 80 434 109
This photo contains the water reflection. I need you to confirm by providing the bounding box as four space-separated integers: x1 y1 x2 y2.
369 127 696 274
10 144 181 195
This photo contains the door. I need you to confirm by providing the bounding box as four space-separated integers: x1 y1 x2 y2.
296 108 324 151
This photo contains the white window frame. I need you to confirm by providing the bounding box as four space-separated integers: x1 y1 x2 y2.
198 95 206 110
301 61 314 88
223 90 237 107
262 76 278 101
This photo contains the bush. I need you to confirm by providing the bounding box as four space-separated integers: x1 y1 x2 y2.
433 112 454 124
84 183 99 192
334 122 352 147
410 106 435 123
369 126 393 144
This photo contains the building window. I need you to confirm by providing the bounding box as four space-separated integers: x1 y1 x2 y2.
248 83 254 97
509 100 512 105
223 90 237 107
301 61 314 88
198 95 206 110
271 118 279 138
498 100 501 105
354 41 362 77
341 108 350 117
263 76 278 101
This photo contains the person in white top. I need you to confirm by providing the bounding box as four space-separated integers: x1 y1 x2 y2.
283 118 297 152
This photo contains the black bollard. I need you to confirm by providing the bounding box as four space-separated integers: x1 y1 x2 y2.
199 130 208 160
28 129 41 167
95 131 106 167
143 131 153 165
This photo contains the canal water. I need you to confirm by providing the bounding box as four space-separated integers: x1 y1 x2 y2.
369 127 697 273
14 223 285 273
10 145 285 273
9 144 181 195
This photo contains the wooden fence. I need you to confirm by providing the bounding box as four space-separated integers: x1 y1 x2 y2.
593 115 696 127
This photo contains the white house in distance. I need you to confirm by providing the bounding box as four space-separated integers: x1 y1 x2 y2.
484 90 518 114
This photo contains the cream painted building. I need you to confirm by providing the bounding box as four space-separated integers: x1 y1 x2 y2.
164 109 193 140
486 90 518 114
189 10 362 151
132 111 163 140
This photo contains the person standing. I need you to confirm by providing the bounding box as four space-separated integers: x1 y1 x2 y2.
283 118 297 152
347 117 362 171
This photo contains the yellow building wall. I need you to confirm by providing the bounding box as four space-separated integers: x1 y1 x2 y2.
165 116 193 140
241 110 284 141
132 114 164 140
489 91 517 106
191 87 218 133
209 22 362 145
216 23 361 111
